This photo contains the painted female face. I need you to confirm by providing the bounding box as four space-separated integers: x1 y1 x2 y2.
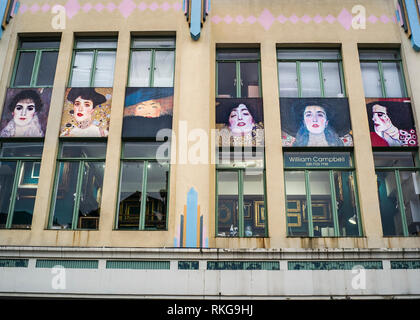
73 96 95 122
303 105 328 134
372 104 392 133
135 100 162 118
228 104 254 135
13 99 36 127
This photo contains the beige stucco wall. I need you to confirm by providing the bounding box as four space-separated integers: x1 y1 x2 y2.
0 0 419 249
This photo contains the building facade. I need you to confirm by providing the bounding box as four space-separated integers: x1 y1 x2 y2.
0 0 419 299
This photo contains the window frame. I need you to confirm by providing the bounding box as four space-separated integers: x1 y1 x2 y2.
283 149 362 237
115 141 171 231
68 37 118 88
276 49 346 98
127 37 176 88
10 39 60 88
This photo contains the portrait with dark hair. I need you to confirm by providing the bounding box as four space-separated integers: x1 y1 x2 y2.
215 98 264 147
0 88 52 137
60 87 112 137
366 98 417 147
280 98 353 147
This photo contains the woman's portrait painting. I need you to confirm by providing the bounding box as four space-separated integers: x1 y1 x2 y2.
122 87 173 138
216 98 264 147
0 88 52 138
280 98 353 147
366 98 417 147
60 88 112 138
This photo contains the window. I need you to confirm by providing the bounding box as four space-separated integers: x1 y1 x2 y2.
277 49 345 98
116 142 170 230
11 39 60 88
374 152 420 236
216 149 267 237
128 38 175 87
359 49 407 98
69 38 117 87
0 142 44 229
216 49 261 98
284 152 362 237
49 142 106 230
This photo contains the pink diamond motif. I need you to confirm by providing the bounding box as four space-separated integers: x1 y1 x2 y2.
380 15 390 24
325 14 336 24
138 2 148 11
173 2 182 11
236 15 245 24
83 3 92 12
65 0 81 18
161 2 171 11
368 15 378 24
301 14 312 24
337 8 352 30
247 16 257 24
278 15 287 24
258 9 275 30
224 15 233 24
313 14 323 24
149 2 159 11
30 4 40 13
95 3 104 12
107 3 117 12
211 15 222 24
19 4 28 13
41 4 50 12
119 0 136 18
289 14 299 24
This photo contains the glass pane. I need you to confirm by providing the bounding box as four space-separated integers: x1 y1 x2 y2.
0 142 44 157
51 162 80 229
36 51 58 86
359 50 400 60
399 171 420 236
277 50 341 60
360 62 382 97
309 171 334 237
153 51 174 87
217 171 239 237
77 162 104 230
14 52 36 86
20 41 60 49
123 142 169 159
285 171 308 236
144 162 169 230
118 162 144 230
373 152 415 167
11 161 39 229
128 51 151 87
334 171 360 236
70 51 94 87
300 62 321 97
93 51 116 87
240 62 260 98
60 142 107 158
217 148 265 169
217 62 236 98
243 171 265 237
382 62 405 98
76 40 117 49
132 39 175 49
217 49 259 60
376 171 404 236
322 62 344 97
278 62 298 97
0 162 17 228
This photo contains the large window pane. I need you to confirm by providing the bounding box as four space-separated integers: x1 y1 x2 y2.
132 39 175 49
144 162 169 230
118 162 144 229
323 62 343 97
93 51 116 87
0 162 17 228
36 51 58 86
76 41 117 49
129 51 151 87
335 171 360 236
217 62 236 98
123 142 169 159
360 62 382 97
373 152 415 167
60 142 107 158
153 51 174 87
285 171 308 236
217 171 239 236
14 52 36 86
278 50 340 60
400 171 420 235
300 62 321 97
0 142 44 157
240 62 260 98
21 41 60 49
70 51 94 87
382 62 405 98
243 170 265 237
217 50 259 60
278 62 298 97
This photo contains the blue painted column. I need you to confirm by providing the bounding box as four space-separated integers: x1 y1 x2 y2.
185 188 198 247
190 0 202 41
405 0 420 51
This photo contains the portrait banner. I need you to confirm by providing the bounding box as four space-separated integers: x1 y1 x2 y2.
0 88 52 138
280 98 353 147
60 88 112 138
122 87 174 139
366 98 417 147
216 98 264 147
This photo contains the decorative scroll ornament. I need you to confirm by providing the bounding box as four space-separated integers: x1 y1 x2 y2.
184 0 210 40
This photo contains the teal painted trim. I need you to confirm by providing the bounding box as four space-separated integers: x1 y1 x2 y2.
207 261 280 270
297 61 302 98
319 61 325 97
288 261 383 270
72 161 84 229
352 171 363 236
236 61 241 98
329 170 340 236
106 260 170 270
5 160 22 229
139 160 148 230
395 170 409 237
238 170 244 237
391 260 420 269
178 261 199 270
36 259 98 269
378 61 387 98
305 170 314 237
0 259 29 268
